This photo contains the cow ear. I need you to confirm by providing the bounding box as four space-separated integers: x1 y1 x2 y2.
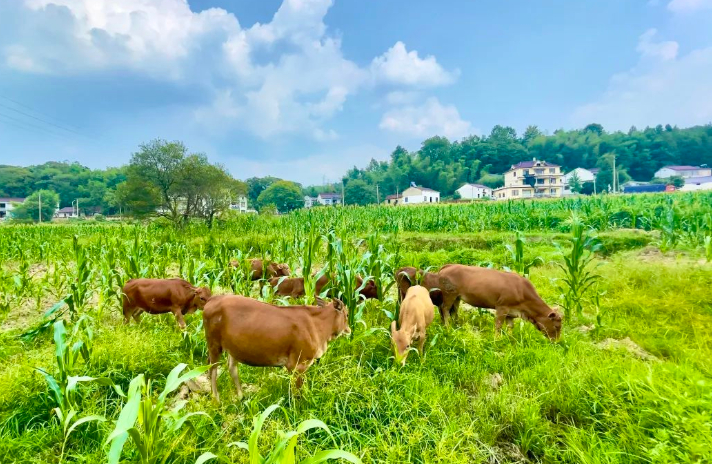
315 297 326 307
390 320 397 335
333 299 345 311
548 311 561 320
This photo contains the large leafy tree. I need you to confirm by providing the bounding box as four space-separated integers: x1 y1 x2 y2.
257 181 303 213
11 190 59 222
344 179 376 205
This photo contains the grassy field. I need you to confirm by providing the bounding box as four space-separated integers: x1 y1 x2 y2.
1 195 712 463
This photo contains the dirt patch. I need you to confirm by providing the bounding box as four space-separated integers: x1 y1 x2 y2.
490 443 529 464
485 373 503 390
596 337 659 361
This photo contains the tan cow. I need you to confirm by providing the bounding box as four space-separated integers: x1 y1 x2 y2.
395 266 458 324
229 259 291 280
202 295 350 401
438 264 562 340
122 278 211 329
269 274 378 300
391 285 435 365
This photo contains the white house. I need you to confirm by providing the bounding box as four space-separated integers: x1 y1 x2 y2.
55 206 77 219
401 185 440 205
0 197 25 219
680 176 712 192
230 195 249 213
654 165 712 179
304 196 317 208
563 167 599 195
456 183 492 200
493 159 564 200
317 193 341 206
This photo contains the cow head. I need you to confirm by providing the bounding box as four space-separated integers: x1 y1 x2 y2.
391 321 412 366
317 298 350 337
534 308 563 340
275 263 291 277
188 287 212 313
359 279 379 300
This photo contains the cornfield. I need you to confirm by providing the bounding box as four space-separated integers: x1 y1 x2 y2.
1 191 711 463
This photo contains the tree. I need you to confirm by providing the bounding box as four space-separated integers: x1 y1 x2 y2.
257 181 303 213
344 180 376 206
246 177 281 207
652 176 684 188
568 171 583 194
113 178 161 218
11 190 59 222
595 153 631 193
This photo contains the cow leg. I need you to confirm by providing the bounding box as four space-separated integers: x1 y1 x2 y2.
450 297 461 325
132 309 143 324
438 304 450 327
208 347 222 403
494 308 508 338
171 306 187 330
123 307 132 325
417 335 426 356
293 362 310 390
227 354 243 400
506 316 515 333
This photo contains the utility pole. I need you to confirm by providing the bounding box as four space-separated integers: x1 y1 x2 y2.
612 154 617 193
341 181 345 206
38 192 42 223
376 184 380 204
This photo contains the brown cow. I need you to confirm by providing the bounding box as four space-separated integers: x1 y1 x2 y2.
122 278 211 329
269 274 378 300
438 264 562 340
391 285 435 365
395 266 458 324
203 295 350 401
229 259 290 280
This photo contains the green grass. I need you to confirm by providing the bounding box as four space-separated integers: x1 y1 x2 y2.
1 225 711 463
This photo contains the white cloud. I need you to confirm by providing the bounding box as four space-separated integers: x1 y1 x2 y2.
371 41 458 87
573 33 712 130
636 29 678 61
3 0 462 144
379 97 472 139
667 0 712 12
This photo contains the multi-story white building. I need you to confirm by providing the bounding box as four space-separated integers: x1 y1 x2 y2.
230 195 249 213
494 159 564 200
0 197 25 219
655 165 712 179
563 167 599 194
456 183 492 200
400 185 440 205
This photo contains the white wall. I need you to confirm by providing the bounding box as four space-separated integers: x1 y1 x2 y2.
457 185 492 199
402 187 440 204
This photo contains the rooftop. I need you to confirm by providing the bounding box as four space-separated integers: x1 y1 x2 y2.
460 183 490 189
664 165 705 171
0 197 26 203
385 194 402 200
318 192 341 199
57 206 75 213
511 158 560 169
409 185 439 193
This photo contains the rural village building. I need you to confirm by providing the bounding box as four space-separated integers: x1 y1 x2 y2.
654 165 712 179
0 197 25 219
304 196 317 208
400 185 440 204
680 176 712 192
317 192 342 206
230 195 249 213
55 206 77 219
562 167 598 195
494 158 564 200
456 183 492 200
384 194 402 205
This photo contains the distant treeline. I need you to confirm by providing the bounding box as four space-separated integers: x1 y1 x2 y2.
342 124 712 198
2 123 711 214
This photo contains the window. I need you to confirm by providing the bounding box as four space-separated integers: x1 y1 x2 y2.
523 190 532 197
0 203 5 208
404 197 408 203
550 178 555 184
537 178 545 184
535 169 544 174
513 190 519 196
523 169 529 175
549 168 555 174
477 193 480 198
513 171 517 177
550 189 556 194
430 197 433 202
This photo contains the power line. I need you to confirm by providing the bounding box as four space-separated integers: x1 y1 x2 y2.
0 101 88 138
0 112 77 141
0 95 84 133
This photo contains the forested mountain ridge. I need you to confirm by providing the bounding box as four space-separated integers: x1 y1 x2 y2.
2 123 711 213
343 124 712 198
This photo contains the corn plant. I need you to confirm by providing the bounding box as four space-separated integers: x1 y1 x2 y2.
67 235 93 317
300 224 325 303
106 363 211 464
659 205 680 252
556 214 602 319
504 231 544 277
363 232 397 301
217 402 361 464
705 235 712 262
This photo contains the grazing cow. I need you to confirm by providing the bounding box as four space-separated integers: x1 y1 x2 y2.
391 285 435 365
269 274 379 300
395 266 458 324
438 264 562 340
122 278 211 329
229 259 291 280
203 295 350 401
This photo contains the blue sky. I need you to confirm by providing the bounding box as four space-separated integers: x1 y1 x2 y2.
1 0 711 185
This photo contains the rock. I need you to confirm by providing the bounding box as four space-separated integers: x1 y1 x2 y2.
185 374 211 393
577 325 595 334
596 337 658 361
